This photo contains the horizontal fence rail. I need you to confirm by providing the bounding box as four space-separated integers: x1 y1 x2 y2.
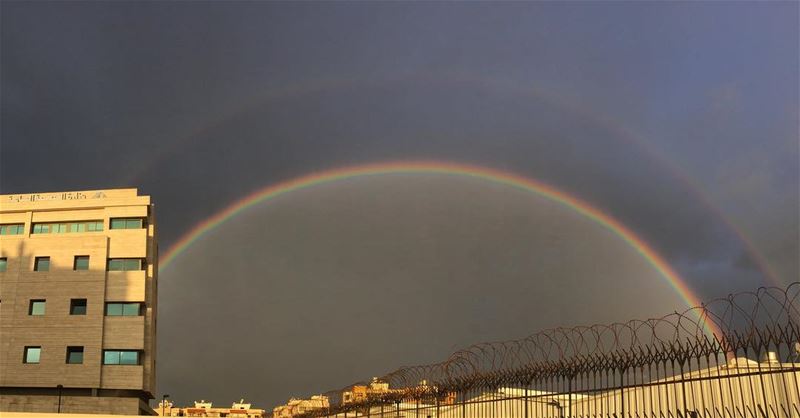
287 283 800 418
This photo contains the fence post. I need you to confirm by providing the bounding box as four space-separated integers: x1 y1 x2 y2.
620 368 625 418
567 376 572 418
461 390 466 418
524 386 528 418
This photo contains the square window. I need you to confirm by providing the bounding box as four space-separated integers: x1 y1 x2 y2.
24 346 41 364
122 303 141 316
119 351 139 365
107 259 123 271
29 300 46 315
74 256 90 270
34 257 50 272
103 350 119 365
66 346 84 364
105 303 123 316
126 219 143 229
110 219 127 229
124 259 141 271
70 299 87 315
0 257 7 272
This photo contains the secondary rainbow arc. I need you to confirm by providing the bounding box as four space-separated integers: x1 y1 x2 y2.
159 161 720 336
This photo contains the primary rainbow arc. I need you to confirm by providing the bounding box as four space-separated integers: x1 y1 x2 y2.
160 161 716 334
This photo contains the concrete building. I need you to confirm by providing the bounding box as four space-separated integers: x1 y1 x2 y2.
157 399 266 417
273 395 330 418
0 189 158 415
342 378 391 405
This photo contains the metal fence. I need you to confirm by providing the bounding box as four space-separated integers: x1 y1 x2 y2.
295 283 800 418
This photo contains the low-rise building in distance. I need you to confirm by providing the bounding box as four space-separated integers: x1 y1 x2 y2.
341 378 390 405
156 399 267 418
273 395 330 418
157 399 266 417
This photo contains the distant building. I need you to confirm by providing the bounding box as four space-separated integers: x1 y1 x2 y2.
342 379 455 407
0 189 158 415
273 395 330 418
342 378 391 405
321 356 800 418
158 399 266 417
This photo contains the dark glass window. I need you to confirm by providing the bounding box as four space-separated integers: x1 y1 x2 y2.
107 258 144 271
122 303 141 316
24 346 41 364
34 257 50 272
66 346 84 364
70 299 87 315
74 255 90 270
0 257 6 272
110 218 144 229
29 299 46 315
119 351 139 365
0 223 24 235
105 302 143 316
103 350 140 365
32 221 103 234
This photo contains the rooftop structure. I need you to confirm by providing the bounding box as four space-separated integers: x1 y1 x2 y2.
157 399 266 417
273 395 330 418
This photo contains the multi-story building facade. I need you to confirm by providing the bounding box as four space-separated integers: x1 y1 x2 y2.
0 189 158 415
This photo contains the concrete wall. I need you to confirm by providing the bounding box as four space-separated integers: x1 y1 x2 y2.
0 395 149 415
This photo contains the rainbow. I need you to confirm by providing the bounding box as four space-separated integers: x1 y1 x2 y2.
129 71 780 287
159 161 722 336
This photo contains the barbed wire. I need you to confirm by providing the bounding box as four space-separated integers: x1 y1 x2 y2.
290 283 800 416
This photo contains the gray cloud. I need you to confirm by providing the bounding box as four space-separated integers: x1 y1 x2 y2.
1 0 796 410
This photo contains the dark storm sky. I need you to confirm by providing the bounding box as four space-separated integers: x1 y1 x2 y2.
1 1 797 410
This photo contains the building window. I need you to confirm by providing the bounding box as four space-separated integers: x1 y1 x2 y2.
70 299 87 315
24 346 41 364
32 221 103 234
105 302 143 316
110 218 145 229
0 223 24 235
66 346 84 364
29 299 46 315
0 257 6 272
103 350 140 365
74 255 90 270
34 256 50 272
107 258 145 271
